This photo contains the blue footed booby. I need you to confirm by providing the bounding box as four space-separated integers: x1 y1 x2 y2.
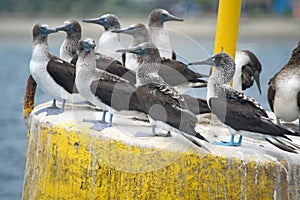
55 19 136 84
190 52 300 153
148 9 183 59
76 39 208 149
113 23 207 94
30 24 77 115
112 23 149 71
56 19 81 63
233 50 262 94
82 14 124 63
268 41 300 131
117 42 209 143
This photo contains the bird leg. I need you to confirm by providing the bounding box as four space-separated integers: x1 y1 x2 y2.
83 111 112 131
297 118 300 133
34 99 65 115
213 135 243 146
276 117 282 127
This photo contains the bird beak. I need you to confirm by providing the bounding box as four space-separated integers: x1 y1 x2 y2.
55 23 69 32
253 70 262 95
46 27 58 34
111 27 135 35
82 17 102 25
116 46 143 55
188 57 215 66
165 13 184 22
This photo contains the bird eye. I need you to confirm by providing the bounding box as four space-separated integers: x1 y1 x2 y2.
162 13 167 18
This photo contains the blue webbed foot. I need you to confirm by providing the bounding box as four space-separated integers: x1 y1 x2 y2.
34 106 62 116
35 99 65 116
83 111 112 131
213 141 241 146
213 135 243 147
83 119 111 131
46 107 64 115
92 122 111 131
34 107 50 115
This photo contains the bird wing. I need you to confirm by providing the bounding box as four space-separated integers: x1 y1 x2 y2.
46 59 77 94
209 95 295 138
242 50 262 73
135 83 207 141
222 85 267 117
182 95 210 115
95 53 137 84
160 59 206 86
90 78 140 112
241 65 254 90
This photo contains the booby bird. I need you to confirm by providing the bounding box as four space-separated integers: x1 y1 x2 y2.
56 19 81 63
268 41 300 131
112 23 150 71
233 50 262 94
189 52 300 153
76 39 209 148
82 14 124 63
148 8 183 59
113 23 207 93
117 42 209 142
75 38 138 130
30 24 77 115
55 19 136 84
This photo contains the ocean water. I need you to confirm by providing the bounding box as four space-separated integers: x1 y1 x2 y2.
0 34 298 199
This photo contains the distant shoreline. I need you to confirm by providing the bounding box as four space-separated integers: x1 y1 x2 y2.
1 16 300 40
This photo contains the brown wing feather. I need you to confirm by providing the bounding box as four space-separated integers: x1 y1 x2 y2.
46 60 77 94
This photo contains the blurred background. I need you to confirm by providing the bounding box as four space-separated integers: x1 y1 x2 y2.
1 0 300 199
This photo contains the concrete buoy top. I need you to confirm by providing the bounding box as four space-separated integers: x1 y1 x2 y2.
22 101 300 199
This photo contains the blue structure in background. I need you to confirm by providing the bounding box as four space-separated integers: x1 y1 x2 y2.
274 0 293 15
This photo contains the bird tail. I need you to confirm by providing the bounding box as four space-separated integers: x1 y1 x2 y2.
188 82 208 89
266 136 300 153
274 123 300 137
181 132 211 153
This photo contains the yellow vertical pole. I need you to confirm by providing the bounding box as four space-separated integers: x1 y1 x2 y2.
214 0 242 58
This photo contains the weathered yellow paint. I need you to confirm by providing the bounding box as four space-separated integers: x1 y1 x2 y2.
22 113 297 200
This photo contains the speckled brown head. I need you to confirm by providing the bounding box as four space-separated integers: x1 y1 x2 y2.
148 9 183 27
83 14 121 31
32 23 57 41
56 20 81 36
